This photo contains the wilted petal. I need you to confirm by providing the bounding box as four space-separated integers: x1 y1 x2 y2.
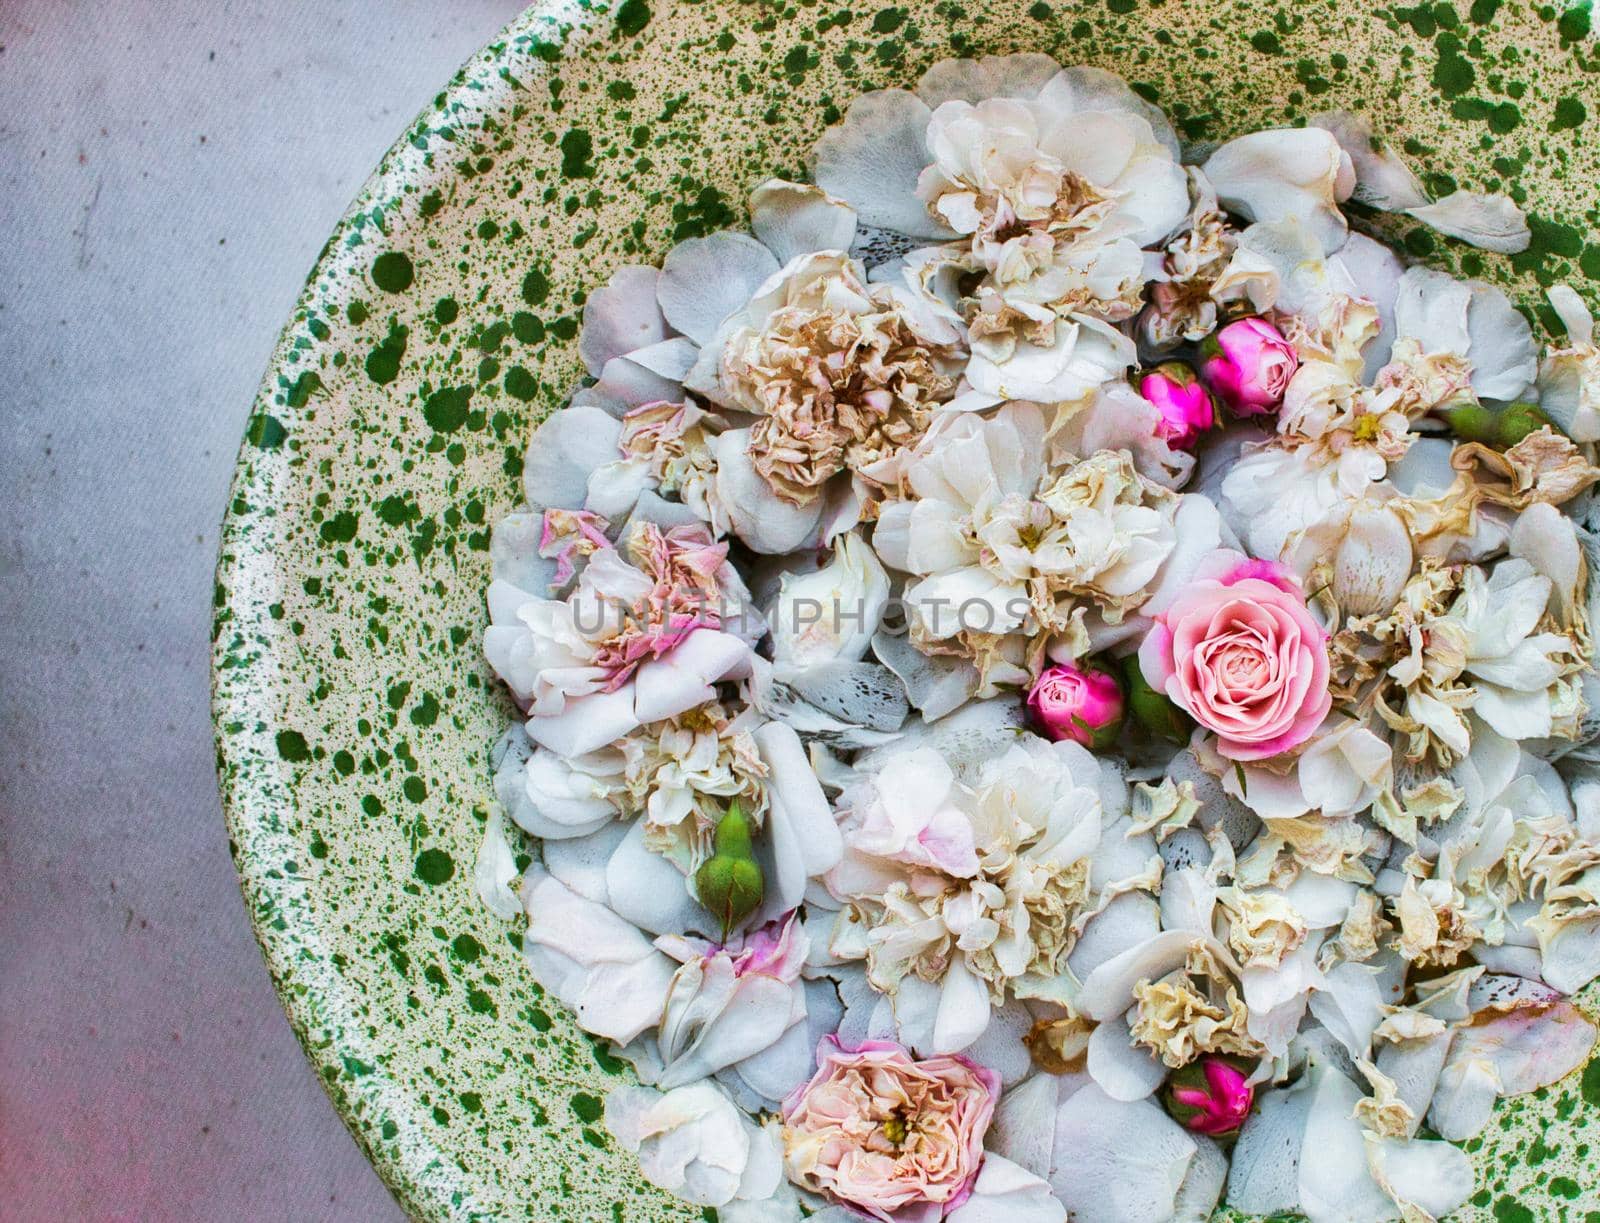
711 430 825 554
1427 1054 1500 1140
579 265 669 375
1312 112 1428 211
754 720 843 883
1076 930 1204 1021
933 955 993 1053
655 964 806 1090
813 88 950 238
473 806 523 920
916 53 1063 106
1297 1063 1405 1223
521 404 625 514
1048 1086 1196 1223
525 687 642 757
1033 65 1182 160
769 532 889 668
1225 1077 1312 1216
605 1082 756 1207
523 868 676 1043
1333 504 1413 617
1365 1132 1474 1220
1172 1136 1228 1223
988 1072 1063 1180
946 1154 1067 1223
1203 128 1354 254
749 179 858 265
871 629 981 721
1444 983 1597 1100
633 629 753 726
605 818 709 937
1088 1010 1168 1101
658 232 780 345
1407 190 1531 254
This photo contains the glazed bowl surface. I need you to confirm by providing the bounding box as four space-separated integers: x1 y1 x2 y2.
211 1 1600 1218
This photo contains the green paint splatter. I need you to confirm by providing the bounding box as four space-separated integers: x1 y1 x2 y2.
364 322 408 386
1558 4 1592 41
520 268 550 306
615 0 650 35
371 251 414 293
275 730 310 762
451 933 482 963
319 510 358 544
1581 1056 1600 1106
1432 33 1475 98
423 385 473 433
376 493 417 527
434 297 459 324
570 1093 603 1123
1552 96 1586 131
413 849 454 885
504 366 539 401
1493 1197 1535 1223
247 413 286 450
285 371 322 408
559 129 594 180
1550 1177 1581 1200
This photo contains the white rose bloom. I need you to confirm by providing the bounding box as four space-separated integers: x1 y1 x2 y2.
604 1081 787 1210
1447 557 1583 741
768 530 891 671
826 734 1109 1050
1219 442 1354 564
875 403 1178 672
486 523 762 757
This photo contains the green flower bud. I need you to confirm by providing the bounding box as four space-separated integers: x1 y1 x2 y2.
1438 403 1499 445
1497 401 1555 448
1122 655 1194 745
694 800 764 939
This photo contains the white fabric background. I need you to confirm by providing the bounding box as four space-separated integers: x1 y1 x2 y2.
0 3 526 1218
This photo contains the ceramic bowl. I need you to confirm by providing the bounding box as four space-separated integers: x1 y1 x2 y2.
212 1 1600 1217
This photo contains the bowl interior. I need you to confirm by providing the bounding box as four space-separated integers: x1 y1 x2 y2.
212 1 1600 1218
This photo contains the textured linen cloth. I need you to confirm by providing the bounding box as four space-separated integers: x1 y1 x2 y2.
0 3 524 1218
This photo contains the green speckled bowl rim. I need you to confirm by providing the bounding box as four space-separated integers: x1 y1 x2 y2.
213 1 1600 1219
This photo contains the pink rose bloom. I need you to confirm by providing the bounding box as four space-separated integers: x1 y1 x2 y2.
1165 1056 1254 1137
1137 362 1216 451
1027 663 1124 749
1138 552 1331 761
589 522 727 690
539 507 613 588
1201 317 1298 416
781 1037 999 1223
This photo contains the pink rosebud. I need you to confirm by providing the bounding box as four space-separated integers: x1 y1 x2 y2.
1027 663 1125 750
1201 316 1298 416
1165 1056 1255 1138
1137 361 1216 451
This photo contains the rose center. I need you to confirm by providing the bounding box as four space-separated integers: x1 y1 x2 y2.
882 1112 910 1147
